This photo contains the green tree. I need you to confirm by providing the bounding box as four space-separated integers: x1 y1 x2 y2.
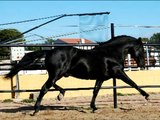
25 46 41 51
0 29 24 58
25 34 54 51
141 38 149 43
45 38 54 44
149 33 160 43
0 29 24 43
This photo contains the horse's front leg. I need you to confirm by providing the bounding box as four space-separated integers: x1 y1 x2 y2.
90 80 103 112
53 84 65 101
116 69 149 100
32 79 53 116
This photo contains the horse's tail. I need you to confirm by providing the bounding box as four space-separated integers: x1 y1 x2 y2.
5 50 47 79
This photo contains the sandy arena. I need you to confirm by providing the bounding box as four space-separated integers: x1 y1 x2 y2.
0 70 160 119
0 93 160 120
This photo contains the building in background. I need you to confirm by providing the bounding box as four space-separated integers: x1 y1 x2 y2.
54 38 95 50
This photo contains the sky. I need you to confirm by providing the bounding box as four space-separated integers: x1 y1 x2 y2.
0 1 160 43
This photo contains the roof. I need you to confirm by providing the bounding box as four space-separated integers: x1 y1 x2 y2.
55 38 94 44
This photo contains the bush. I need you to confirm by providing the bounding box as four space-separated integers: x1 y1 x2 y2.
3 99 13 103
117 93 125 96
21 99 35 103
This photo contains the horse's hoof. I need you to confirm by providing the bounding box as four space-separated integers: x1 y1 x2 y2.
31 109 40 116
30 112 37 116
57 93 64 101
91 107 97 113
145 94 150 101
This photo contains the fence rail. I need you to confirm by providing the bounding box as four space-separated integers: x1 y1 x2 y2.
0 85 160 93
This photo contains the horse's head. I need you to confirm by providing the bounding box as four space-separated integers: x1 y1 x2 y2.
96 35 146 69
129 38 145 69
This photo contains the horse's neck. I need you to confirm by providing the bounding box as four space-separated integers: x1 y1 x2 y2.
120 44 133 62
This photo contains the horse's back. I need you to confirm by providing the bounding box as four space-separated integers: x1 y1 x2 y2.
44 47 78 74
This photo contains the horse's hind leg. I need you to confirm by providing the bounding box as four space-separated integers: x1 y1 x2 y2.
90 80 103 112
116 70 149 100
53 84 65 101
33 78 53 115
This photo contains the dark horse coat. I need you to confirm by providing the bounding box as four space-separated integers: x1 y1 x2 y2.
5 35 149 115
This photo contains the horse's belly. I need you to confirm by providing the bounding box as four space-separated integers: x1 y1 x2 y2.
70 72 109 80
69 67 107 80
69 57 109 80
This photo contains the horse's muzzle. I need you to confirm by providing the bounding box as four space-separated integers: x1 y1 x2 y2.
140 66 145 70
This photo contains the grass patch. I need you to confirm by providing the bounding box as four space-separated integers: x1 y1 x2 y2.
117 93 137 96
117 93 125 96
21 99 35 103
126 93 136 96
2 99 13 103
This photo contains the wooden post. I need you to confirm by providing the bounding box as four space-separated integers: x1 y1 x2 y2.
15 73 20 98
10 78 15 98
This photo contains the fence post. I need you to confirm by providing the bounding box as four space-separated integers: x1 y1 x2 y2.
111 23 117 108
10 78 15 98
146 45 150 70
15 74 20 98
14 61 20 98
127 54 131 71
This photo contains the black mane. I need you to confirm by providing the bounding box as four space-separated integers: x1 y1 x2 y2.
97 35 139 46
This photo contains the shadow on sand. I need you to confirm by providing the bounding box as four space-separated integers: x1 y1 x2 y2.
0 104 88 114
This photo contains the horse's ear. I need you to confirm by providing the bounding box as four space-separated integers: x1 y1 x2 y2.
138 37 143 44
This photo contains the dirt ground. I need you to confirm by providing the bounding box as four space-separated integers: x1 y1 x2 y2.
0 93 160 120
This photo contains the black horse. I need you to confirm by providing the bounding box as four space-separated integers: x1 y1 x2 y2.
5 35 149 115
